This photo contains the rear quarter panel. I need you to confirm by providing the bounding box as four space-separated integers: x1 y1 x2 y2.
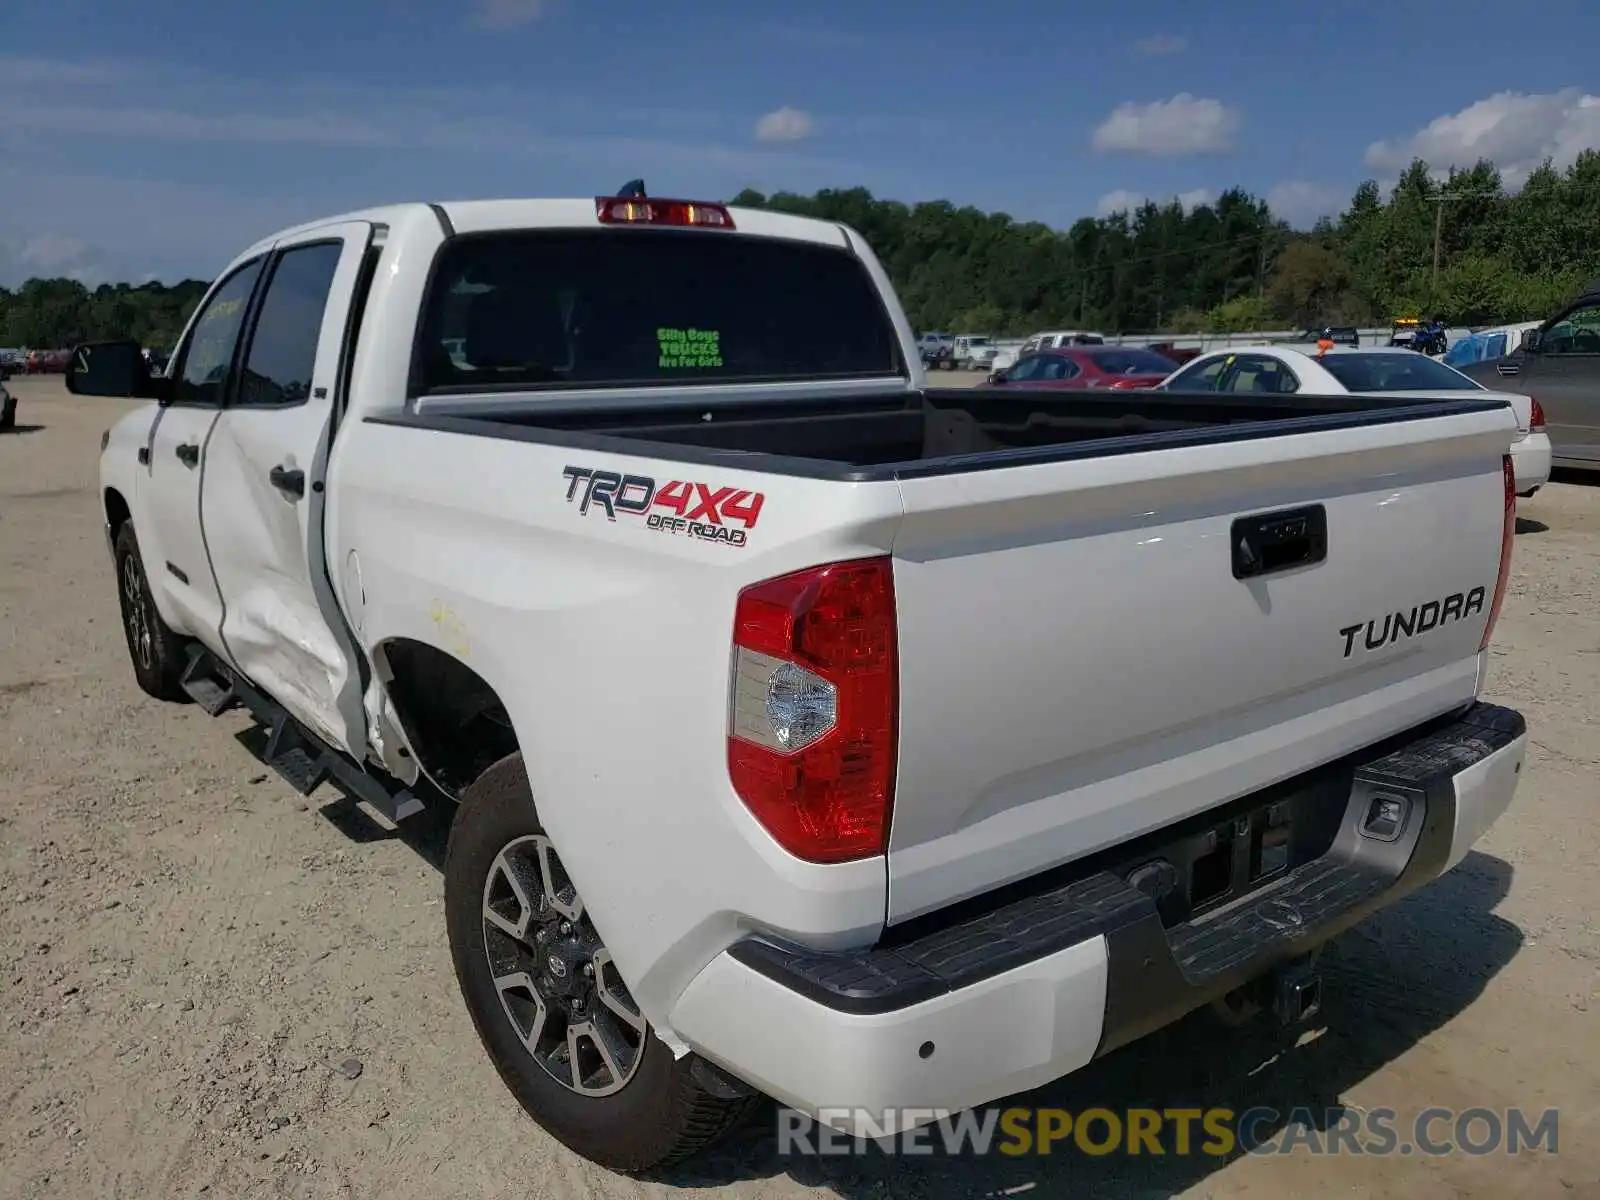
325 418 906 1031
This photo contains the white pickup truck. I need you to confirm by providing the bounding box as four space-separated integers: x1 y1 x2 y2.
72 189 1529 1174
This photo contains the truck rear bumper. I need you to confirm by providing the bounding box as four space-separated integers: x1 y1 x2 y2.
668 702 1526 1135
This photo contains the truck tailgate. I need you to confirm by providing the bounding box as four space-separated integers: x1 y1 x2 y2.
886 405 1515 923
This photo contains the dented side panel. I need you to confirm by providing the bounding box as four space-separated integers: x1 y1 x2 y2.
200 221 376 756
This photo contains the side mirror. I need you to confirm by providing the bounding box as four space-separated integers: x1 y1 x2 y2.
990 368 1009 384
65 340 158 399
1521 330 1542 355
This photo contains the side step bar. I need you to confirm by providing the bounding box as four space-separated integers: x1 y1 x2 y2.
180 645 425 824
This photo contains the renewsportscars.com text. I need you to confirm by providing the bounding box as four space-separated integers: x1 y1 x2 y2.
777 1105 1560 1158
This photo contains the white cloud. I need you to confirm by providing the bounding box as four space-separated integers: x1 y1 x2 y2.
0 60 863 174
0 55 132 85
1096 188 1213 217
0 101 424 150
1091 94 1240 156
1266 180 1347 228
754 106 815 143
0 233 107 284
15 233 96 274
1095 189 1144 216
1134 35 1186 56
0 58 917 284
0 171 324 285
472 0 544 29
1364 88 1600 186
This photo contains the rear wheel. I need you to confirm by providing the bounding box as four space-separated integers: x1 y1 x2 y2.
113 523 190 701
444 752 757 1172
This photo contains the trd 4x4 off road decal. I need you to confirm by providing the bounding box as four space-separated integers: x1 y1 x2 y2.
562 466 765 547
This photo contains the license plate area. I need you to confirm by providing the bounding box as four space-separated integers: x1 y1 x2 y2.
1111 775 1349 928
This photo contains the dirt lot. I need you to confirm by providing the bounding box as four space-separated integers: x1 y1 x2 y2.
2 375 1597 1199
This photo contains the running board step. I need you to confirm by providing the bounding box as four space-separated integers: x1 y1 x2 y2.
179 646 239 715
263 715 329 795
187 647 425 824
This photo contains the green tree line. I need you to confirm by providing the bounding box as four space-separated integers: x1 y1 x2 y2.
0 278 208 353
731 151 1600 334
3 151 1596 349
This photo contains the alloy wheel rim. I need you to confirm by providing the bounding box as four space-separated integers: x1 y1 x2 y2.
122 554 153 671
480 834 647 1097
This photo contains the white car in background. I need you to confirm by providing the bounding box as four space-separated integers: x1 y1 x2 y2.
1160 345 1553 497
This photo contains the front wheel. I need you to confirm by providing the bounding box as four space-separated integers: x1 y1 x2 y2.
113 523 190 701
444 752 757 1172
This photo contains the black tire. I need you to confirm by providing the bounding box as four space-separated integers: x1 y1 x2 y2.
113 523 191 702
444 752 757 1172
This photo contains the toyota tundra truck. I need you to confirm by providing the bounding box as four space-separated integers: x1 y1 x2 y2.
71 187 1528 1174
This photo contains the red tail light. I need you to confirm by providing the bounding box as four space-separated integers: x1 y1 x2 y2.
1529 397 1546 430
1480 454 1516 652
595 197 735 229
728 558 897 863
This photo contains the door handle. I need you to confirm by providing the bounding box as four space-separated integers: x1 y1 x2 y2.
175 442 199 468
1231 504 1328 580
268 464 306 499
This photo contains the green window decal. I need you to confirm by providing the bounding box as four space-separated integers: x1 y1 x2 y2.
657 327 723 369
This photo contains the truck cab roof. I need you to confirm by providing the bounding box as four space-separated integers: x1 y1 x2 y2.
234 198 854 264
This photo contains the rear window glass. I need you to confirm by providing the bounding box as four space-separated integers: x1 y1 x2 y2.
1088 348 1178 375
1319 353 1483 392
413 229 902 392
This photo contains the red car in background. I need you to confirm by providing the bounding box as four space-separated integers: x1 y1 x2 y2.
24 349 71 374
989 345 1180 389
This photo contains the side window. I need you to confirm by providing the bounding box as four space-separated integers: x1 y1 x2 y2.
1008 354 1045 381
1542 301 1600 355
236 242 344 407
1254 358 1298 393
171 260 265 406
1169 356 1227 391
1224 355 1298 394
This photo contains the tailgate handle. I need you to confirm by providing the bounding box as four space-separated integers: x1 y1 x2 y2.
1231 505 1327 580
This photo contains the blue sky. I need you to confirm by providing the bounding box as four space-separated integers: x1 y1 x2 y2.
2 0 1598 284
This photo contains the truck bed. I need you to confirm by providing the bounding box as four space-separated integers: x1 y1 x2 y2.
360 381 1518 924
377 387 1513 480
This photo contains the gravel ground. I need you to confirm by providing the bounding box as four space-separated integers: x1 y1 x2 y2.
2 375 1597 1199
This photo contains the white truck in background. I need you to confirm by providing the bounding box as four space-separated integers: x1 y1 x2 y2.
74 186 1528 1174
990 329 1107 373
952 334 999 372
